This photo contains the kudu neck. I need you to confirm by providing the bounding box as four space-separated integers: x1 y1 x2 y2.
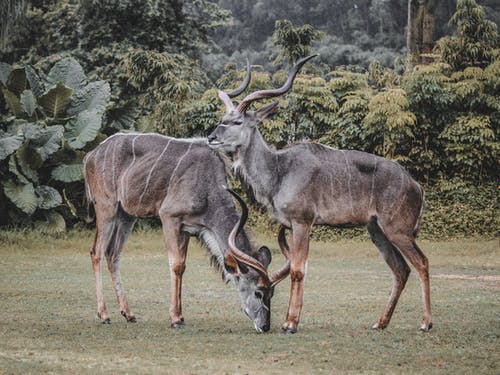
235 128 279 207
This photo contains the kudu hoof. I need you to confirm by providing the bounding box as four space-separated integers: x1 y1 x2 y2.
171 318 185 329
121 311 137 323
370 322 387 331
280 326 297 334
419 322 433 332
97 313 111 324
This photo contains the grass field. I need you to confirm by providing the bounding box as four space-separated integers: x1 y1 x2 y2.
0 229 498 374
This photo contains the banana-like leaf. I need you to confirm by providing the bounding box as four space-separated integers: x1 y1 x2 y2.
51 163 83 182
8 155 30 184
2 88 23 117
7 67 27 95
3 180 38 215
20 90 36 117
16 143 43 171
105 101 138 130
0 133 23 160
68 80 110 116
25 65 45 98
46 57 86 91
65 109 102 149
38 82 73 118
34 211 66 234
19 122 44 140
0 62 12 87
35 185 62 209
31 125 64 161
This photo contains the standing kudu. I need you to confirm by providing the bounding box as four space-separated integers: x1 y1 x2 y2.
208 55 432 334
83 67 290 332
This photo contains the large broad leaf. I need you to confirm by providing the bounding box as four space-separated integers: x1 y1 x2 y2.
105 100 138 130
2 88 23 117
31 125 64 161
16 143 43 171
0 133 23 160
68 80 110 116
35 185 62 209
0 62 12 87
8 155 30 184
3 180 37 215
46 57 86 91
19 122 44 140
6 67 27 95
20 90 36 117
25 66 46 99
38 82 73 118
51 163 83 182
65 109 102 149
34 211 66 234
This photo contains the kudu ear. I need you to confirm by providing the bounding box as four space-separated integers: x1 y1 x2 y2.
256 101 279 122
218 90 235 113
257 246 272 268
224 253 249 275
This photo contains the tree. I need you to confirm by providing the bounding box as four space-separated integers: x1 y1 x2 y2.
271 19 324 65
407 0 438 67
437 0 500 70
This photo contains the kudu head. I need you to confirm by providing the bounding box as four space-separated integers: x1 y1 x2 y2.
226 189 290 333
208 55 317 153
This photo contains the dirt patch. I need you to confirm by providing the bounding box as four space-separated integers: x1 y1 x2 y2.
432 274 500 282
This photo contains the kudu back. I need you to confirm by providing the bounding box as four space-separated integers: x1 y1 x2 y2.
208 55 432 334
84 127 288 331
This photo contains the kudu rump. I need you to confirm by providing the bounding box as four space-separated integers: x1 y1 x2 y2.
208 55 432 333
83 74 290 333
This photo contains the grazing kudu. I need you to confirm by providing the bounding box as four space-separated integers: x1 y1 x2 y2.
83 66 290 333
208 55 432 334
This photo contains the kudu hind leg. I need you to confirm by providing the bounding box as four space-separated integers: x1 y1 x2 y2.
367 218 411 330
387 233 432 331
105 210 137 322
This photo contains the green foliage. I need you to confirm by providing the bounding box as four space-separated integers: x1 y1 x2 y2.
439 114 498 179
437 0 500 70
420 180 499 239
364 88 416 160
0 57 112 230
272 20 325 65
121 49 210 136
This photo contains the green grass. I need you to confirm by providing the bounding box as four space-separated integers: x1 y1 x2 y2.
0 230 498 374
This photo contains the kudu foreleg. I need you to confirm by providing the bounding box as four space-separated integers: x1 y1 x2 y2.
90 219 115 323
161 218 189 328
281 223 311 334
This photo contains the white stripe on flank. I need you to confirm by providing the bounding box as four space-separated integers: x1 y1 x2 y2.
139 139 172 204
167 142 193 189
390 171 408 221
340 150 354 216
120 135 141 202
110 140 117 194
368 154 378 209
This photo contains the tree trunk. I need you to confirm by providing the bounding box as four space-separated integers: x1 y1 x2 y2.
407 0 437 68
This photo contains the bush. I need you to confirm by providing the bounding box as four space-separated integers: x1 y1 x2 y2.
0 57 131 231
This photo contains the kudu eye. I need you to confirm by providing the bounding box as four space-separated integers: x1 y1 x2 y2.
255 290 264 299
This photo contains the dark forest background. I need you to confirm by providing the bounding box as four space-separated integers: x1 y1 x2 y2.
0 0 498 238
